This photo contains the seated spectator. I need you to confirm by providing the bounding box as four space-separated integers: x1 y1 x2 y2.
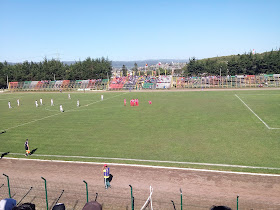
210 205 232 210
0 198 16 210
52 203 65 210
11 203 35 210
82 201 102 210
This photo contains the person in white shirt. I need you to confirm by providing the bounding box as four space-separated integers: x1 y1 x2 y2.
40 98 43 105
60 105 64 112
101 95 104 101
77 99 80 107
35 100 38 107
68 94 71 99
51 99 54 106
8 101 12 109
17 99 20 106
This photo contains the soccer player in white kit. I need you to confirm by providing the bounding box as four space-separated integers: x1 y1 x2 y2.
35 100 38 107
51 99 54 106
8 101 12 108
101 95 103 101
40 98 43 105
60 105 64 112
77 99 80 107
17 99 20 106
68 94 71 99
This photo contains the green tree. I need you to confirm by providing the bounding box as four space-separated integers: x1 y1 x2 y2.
0 62 6 88
132 62 138 75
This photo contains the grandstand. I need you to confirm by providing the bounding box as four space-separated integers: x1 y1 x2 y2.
7 74 280 91
142 76 157 89
122 76 137 90
109 76 126 90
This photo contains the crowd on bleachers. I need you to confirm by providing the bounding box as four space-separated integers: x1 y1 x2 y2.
108 75 172 90
8 75 173 91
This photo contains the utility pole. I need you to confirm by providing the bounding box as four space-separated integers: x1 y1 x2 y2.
220 67 222 86
56 52 60 61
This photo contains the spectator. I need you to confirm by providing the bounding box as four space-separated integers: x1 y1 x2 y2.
82 201 102 210
0 198 16 210
210 205 232 210
102 164 111 189
52 203 65 210
12 203 35 210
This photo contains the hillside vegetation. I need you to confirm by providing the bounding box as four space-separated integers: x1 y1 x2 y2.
1 49 280 88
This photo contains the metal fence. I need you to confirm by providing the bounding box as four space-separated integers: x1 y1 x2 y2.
2 173 271 210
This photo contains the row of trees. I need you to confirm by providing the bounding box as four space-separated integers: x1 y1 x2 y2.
0 57 112 88
183 49 280 77
1 49 280 88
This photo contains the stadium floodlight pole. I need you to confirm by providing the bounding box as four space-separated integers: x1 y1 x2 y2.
107 72 109 90
41 177 49 210
219 67 222 88
3 174 11 198
237 195 239 210
129 185 134 210
180 188 183 210
83 180 89 203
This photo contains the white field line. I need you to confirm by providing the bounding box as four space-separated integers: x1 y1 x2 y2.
235 94 280 130
2 92 128 131
2 152 280 171
0 96 24 101
65 92 128 112
3 112 62 131
237 94 280 96
44 107 60 112
3 157 280 177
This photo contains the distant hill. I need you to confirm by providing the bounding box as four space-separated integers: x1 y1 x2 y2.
63 59 188 68
111 59 188 68
5 59 188 69
4 50 279 68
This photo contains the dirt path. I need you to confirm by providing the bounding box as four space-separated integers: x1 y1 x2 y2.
1 158 280 209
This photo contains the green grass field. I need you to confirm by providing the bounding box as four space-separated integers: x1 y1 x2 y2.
1 90 280 174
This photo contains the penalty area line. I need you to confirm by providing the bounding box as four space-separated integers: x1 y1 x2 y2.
4 157 280 177
3 112 62 131
235 94 280 130
78 92 129 109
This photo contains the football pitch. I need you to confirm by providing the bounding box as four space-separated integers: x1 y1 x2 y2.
1 89 280 174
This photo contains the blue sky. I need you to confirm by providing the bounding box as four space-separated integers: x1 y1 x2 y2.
1 0 279 62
